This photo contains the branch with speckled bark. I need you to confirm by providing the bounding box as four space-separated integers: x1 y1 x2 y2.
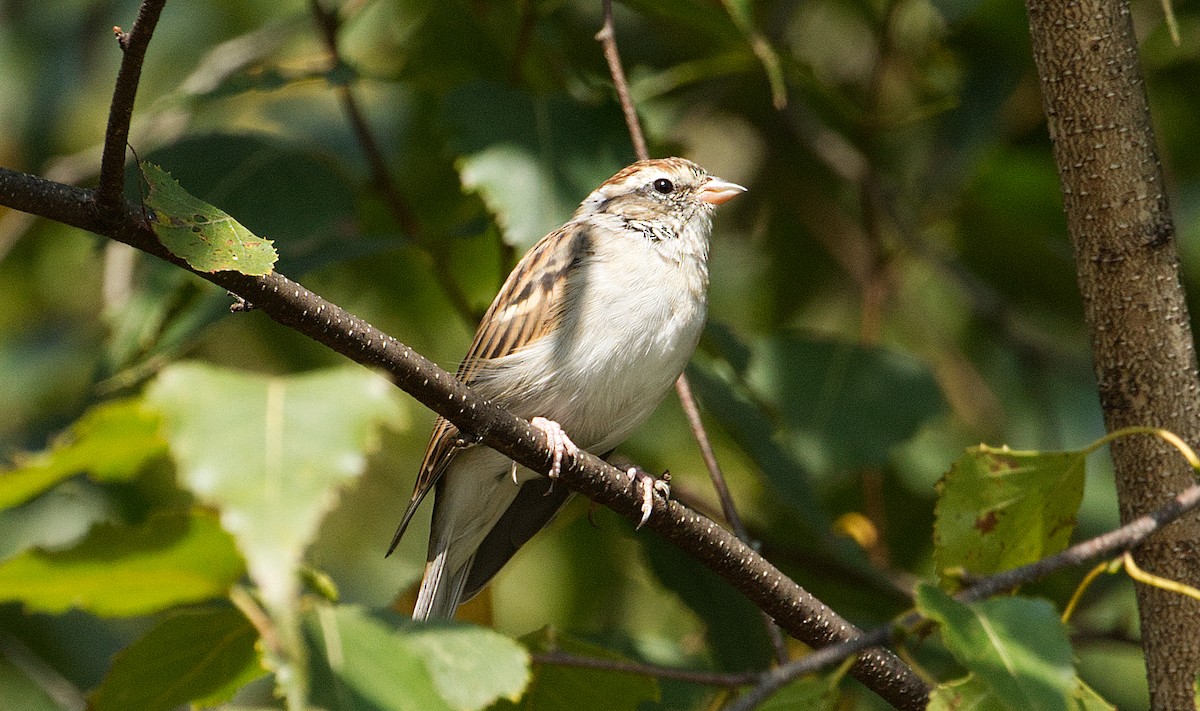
0 0 934 707
0 164 930 710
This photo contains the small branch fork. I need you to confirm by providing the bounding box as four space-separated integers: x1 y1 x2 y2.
722 480 1200 710
95 0 166 217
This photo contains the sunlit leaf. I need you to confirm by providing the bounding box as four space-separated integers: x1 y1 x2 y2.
916 584 1075 711
132 134 363 275
934 445 1085 582
404 623 531 709
0 399 165 510
0 511 243 617
141 162 278 275
90 605 264 711
146 364 405 611
444 82 632 250
307 606 529 711
307 605 448 711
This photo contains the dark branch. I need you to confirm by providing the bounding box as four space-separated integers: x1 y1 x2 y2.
96 0 166 216
676 374 790 665
723 480 1200 710
533 650 760 687
0 163 929 710
595 0 648 162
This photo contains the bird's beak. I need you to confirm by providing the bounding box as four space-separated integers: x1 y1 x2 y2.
698 177 748 205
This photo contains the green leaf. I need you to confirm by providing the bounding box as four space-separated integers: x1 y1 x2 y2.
927 675 1000 711
743 334 945 473
141 162 278 275
934 445 1085 582
930 674 1116 711
493 628 659 711
443 82 633 250
90 605 264 711
0 511 243 617
916 584 1075 711
404 624 531 709
0 399 165 510
685 360 830 537
146 364 404 610
132 134 363 275
0 481 114 561
307 605 447 711
0 654 72 711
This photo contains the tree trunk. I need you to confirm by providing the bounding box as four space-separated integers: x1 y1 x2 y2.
1025 0 1200 706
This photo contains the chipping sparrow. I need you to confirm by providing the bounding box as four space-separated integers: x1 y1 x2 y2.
388 157 745 620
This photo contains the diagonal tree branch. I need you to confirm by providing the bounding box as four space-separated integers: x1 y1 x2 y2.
0 163 930 710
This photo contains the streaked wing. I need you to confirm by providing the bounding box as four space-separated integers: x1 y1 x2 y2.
386 224 592 554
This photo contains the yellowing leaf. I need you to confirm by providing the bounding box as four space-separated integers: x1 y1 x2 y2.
934 445 1086 583
141 162 277 275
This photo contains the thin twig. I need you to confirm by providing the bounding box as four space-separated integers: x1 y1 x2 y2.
595 0 785 667
95 0 167 217
722 481 1200 710
676 374 790 664
533 650 759 687
595 0 648 162
308 0 479 324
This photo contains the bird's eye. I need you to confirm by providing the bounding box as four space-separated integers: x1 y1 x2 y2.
653 178 675 194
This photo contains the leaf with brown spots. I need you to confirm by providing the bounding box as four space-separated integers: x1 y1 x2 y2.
933 445 1087 588
141 162 277 276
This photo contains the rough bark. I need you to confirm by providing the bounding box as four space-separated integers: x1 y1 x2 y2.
1025 0 1200 705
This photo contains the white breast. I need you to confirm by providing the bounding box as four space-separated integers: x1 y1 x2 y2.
482 222 709 454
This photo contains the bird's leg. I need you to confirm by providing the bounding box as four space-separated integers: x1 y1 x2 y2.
530 417 579 493
625 467 671 529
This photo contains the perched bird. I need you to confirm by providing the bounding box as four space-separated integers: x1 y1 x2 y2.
389 157 746 620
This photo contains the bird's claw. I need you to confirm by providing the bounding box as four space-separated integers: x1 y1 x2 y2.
626 467 671 529
530 417 578 494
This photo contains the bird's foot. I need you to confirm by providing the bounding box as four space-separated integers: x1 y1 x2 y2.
625 467 671 529
530 417 579 493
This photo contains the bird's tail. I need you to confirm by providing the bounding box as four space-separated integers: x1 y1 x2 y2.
412 545 473 621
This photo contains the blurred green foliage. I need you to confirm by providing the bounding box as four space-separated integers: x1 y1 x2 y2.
2 0 1199 708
